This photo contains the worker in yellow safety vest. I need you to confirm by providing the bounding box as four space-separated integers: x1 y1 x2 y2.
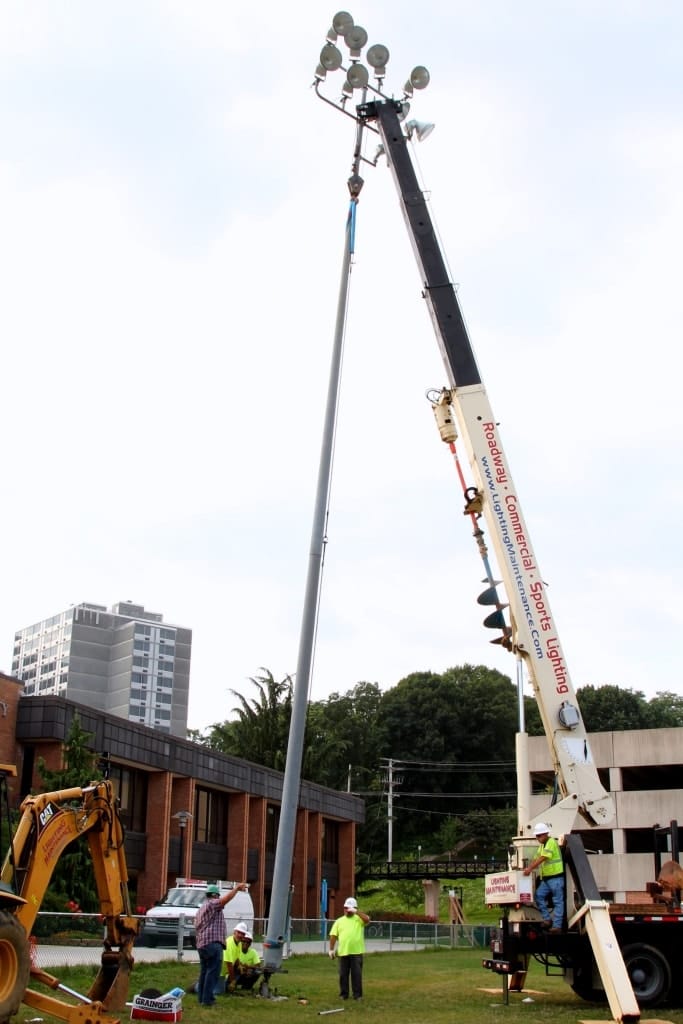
523 822 564 932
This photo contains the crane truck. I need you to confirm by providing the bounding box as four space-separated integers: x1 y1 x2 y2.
313 12 681 1020
0 763 138 1024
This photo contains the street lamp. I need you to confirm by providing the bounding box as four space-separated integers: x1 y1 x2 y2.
264 12 432 978
173 810 193 879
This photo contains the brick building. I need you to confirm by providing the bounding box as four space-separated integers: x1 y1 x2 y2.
0 672 363 920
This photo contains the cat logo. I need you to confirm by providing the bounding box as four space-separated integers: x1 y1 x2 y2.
38 802 59 829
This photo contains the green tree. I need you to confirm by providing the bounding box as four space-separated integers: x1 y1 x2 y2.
375 665 518 850
645 691 683 728
304 682 383 790
523 694 544 736
434 807 517 859
36 713 101 913
576 684 650 732
203 670 293 770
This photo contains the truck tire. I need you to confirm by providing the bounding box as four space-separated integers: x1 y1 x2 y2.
622 943 671 1007
569 957 603 1003
0 911 31 1023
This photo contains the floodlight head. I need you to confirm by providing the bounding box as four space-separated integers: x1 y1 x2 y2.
341 79 354 99
319 42 343 72
409 65 430 90
366 43 390 76
343 24 368 57
314 63 327 81
372 144 386 166
397 101 410 122
346 62 369 90
325 26 338 43
332 10 354 35
403 79 414 98
405 119 435 142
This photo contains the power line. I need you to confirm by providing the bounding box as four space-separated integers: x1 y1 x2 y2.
354 790 516 798
380 757 516 769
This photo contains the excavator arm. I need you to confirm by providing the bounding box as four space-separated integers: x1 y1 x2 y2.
0 768 138 1024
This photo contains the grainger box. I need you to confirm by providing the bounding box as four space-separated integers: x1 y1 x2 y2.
484 870 534 906
130 994 182 1022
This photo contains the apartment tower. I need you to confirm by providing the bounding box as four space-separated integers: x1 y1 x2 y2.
12 601 191 736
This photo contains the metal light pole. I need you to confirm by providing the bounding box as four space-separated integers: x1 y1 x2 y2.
262 84 366 984
263 12 430 976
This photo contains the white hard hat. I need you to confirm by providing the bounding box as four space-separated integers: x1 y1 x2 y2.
344 897 358 910
533 822 550 836
242 931 253 941
234 921 247 933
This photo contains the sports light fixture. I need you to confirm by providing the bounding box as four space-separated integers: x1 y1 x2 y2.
332 10 353 34
343 24 368 57
405 118 435 142
319 42 343 71
409 65 430 89
346 62 369 90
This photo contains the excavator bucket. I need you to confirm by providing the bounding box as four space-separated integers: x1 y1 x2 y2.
89 943 136 1011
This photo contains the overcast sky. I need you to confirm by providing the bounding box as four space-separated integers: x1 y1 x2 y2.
2 3 681 734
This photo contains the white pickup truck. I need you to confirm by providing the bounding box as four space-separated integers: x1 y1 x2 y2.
142 878 254 947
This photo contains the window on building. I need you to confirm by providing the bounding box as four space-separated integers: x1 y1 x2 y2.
621 765 683 792
322 820 339 863
266 805 280 854
574 829 614 854
624 828 658 854
107 765 148 833
194 788 228 845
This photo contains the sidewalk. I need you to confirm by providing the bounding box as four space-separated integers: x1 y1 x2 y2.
34 937 427 971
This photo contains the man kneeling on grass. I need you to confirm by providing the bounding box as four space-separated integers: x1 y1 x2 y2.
227 931 263 993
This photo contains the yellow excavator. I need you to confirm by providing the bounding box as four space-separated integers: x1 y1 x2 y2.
0 764 138 1024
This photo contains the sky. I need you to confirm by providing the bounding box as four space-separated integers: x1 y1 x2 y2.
1 2 682 734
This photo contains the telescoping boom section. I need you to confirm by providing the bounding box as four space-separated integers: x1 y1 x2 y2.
356 97 640 1024
360 96 614 842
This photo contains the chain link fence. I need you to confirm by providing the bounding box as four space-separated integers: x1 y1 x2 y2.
30 913 494 970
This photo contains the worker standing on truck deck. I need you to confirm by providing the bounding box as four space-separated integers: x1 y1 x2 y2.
524 823 565 933
328 897 370 1000
194 882 248 1006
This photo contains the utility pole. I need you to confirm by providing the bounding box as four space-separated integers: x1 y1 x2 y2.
388 758 394 863
381 757 402 863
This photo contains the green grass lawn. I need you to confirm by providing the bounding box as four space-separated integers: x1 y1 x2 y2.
15 949 683 1024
